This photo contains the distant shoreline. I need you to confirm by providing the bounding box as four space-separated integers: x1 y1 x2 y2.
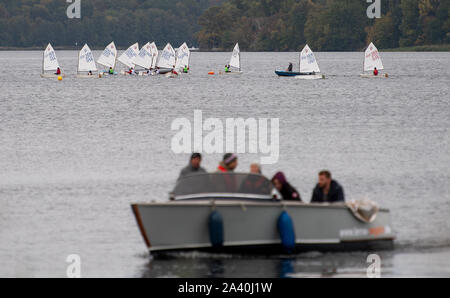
1 44 449 52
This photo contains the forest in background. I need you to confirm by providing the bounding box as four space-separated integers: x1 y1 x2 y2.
0 0 448 51
0 0 223 48
197 0 449 50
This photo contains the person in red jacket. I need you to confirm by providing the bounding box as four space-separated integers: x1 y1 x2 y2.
373 67 378 76
55 67 61 75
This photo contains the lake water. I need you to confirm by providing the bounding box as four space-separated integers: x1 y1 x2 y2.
0 51 449 277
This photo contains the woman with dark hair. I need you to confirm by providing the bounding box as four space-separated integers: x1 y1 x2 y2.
271 172 301 201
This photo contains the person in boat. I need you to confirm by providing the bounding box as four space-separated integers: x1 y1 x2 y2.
287 63 293 72
271 172 301 201
217 153 238 172
183 65 189 73
239 163 271 194
108 67 114 75
88 70 93 76
311 170 345 203
55 67 61 75
215 153 238 192
225 65 231 73
373 67 378 76
177 153 206 180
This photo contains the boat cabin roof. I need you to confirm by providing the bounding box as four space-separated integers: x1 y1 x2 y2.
172 173 274 201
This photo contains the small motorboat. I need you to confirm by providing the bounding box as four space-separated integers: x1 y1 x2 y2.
131 173 395 255
275 45 325 79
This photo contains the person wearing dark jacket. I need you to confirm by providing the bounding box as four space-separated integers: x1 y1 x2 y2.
271 172 301 201
311 170 345 203
178 153 206 180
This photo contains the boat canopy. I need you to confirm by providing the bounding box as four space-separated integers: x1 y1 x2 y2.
172 173 274 200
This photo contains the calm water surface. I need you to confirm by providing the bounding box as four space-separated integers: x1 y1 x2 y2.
0 51 449 277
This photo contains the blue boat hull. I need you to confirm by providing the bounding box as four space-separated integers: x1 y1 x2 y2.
275 70 314 77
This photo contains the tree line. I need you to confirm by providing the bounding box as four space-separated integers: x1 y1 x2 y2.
0 0 223 48
0 0 448 51
196 0 449 50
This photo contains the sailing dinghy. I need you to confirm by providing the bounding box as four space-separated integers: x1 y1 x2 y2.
175 42 191 73
222 43 242 74
41 43 64 78
77 44 97 78
275 44 324 79
360 42 388 78
156 43 176 75
97 42 117 76
118 42 139 74
134 42 153 76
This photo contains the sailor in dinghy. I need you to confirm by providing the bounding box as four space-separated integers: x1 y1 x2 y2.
97 42 118 77
41 43 65 78
360 42 389 78
117 43 139 75
221 43 242 74
174 42 191 74
76 44 98 78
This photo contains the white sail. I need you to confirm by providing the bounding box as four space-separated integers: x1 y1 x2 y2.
150 42 159 69
229 43 240 70
299 44 320 73
43 43 60 72
175 42 190 71
97 42 117 69
157 43 176 69
363 42 384 72
134 42 153 69
78 44 97 73
118 42 139 68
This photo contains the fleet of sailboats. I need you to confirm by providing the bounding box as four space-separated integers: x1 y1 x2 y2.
40 41 389 79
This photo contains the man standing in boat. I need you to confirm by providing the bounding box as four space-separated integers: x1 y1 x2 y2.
287 63 293 72
311 170 345 203
178 153 206 180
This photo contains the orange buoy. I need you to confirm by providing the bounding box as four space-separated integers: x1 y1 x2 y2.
208 72 215 75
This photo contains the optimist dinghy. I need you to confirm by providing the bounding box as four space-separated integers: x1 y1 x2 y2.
360 42 389 78
41 43 65 78
118 42 139 75
220 43 242 75
132 173 394 255
97 42 118 76
76 44 97 78
275 44 324 79
156 43 176 75
175 42 191 73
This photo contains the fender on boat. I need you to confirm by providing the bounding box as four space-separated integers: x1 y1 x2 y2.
277 211 296 251
209 211 224 247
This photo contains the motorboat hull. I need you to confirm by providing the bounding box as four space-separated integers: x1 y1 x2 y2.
132 200 394 255
275 71 323 78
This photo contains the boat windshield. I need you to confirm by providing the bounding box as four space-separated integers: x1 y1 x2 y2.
172 173 274 200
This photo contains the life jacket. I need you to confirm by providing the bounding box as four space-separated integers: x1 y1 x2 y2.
217 165 227 172
183 67 188 73
109 69 114 74
373 69 378 76
56 68 61 75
